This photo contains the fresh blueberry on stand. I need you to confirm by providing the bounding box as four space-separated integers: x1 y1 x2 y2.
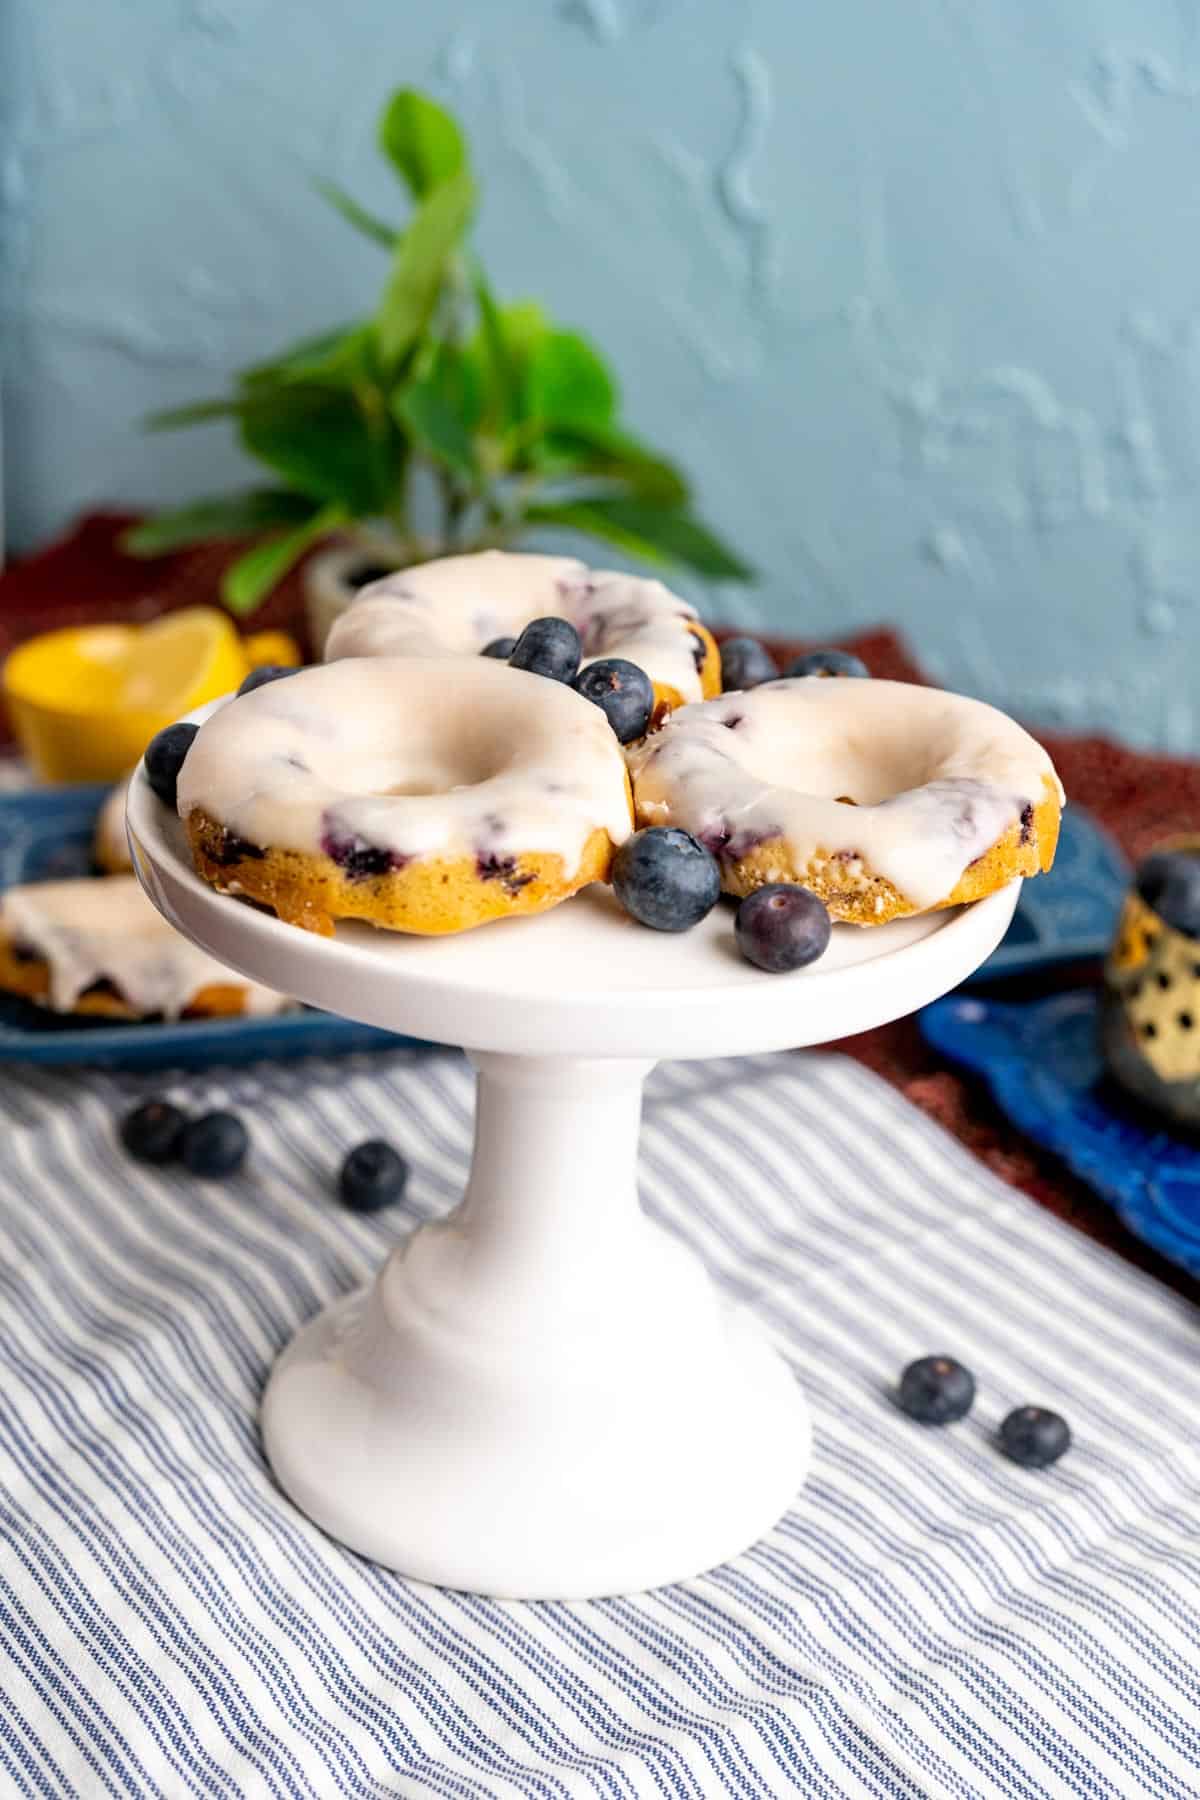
508 617 582 684
787 648 869 680
481 636 518 660
719 636 778 692
572 658 654 744
998 1405 1071 1468
237 663 299 697
120 1098 188 1165
179 1111 250 1178
612 828 721 932
339 1139 410 1213
896 1355 976 1425
143 722 200 809
735 884 832 972
1134 848 1200 939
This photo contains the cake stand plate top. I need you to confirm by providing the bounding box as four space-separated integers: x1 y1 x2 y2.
127 763 1019 1060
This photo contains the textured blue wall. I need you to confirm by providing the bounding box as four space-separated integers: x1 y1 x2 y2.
3 1 1200 746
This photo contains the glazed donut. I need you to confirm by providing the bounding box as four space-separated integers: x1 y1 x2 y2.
325 550 721 715
93 775 133 873
177 655 634 937
0 876 288 1019
626 678 1063 924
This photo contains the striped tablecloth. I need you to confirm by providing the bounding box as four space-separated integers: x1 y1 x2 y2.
1 1046 1198 1799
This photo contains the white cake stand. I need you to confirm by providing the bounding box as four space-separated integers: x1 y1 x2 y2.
127 767 1018 1599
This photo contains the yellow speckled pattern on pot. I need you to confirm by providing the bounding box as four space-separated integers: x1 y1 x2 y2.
1103 835 1200 1113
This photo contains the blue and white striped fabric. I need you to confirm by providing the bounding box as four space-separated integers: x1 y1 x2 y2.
1 1046 1198 1799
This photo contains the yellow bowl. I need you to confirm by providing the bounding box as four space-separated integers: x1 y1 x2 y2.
4 610 301 784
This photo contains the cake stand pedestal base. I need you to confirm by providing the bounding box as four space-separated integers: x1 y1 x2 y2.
262 1051 809 1599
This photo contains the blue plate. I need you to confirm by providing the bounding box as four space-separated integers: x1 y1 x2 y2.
968 806 1128 983
0 784 415 1068
921 988 1200 1274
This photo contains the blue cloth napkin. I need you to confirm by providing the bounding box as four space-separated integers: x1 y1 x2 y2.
1 1048 1197 1798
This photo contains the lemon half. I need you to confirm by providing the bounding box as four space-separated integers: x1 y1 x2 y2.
4 609 300 783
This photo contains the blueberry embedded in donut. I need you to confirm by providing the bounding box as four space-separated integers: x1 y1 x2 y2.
688 628 709 675
210 830 267 868
719 637 778 692
476 852 534 895
1019 803 1035 846
481 636 518 660
572 658 654 744
696 820 776 862
787 648 870 680
321 822 405 881
508 617 582 684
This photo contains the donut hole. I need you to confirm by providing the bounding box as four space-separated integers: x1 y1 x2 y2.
715 711 934 804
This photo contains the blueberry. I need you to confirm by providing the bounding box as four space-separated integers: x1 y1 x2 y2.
509 616 582 683
120 1098 187 1165
720 636 778 692
237 663 298 697
572 658 654 743
896 1355 976 1425
612 828 721 932
787 648 869 680
998 1405 1071 1468
321 826 399 881
339 1138 409 1213
143 722 199 810
481 636 518 660
179 1110 248 1178
1134 850 1200 939
735 884 832 973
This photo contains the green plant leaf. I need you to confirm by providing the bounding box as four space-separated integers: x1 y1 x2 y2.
376 168 475 369
241 320 376 389
145 397 243 431
238 384 398 513
379 89 467 199
470 266 514 427
120 490 317 557
395 345 481 479
522 498 754 581
220 504 346 616
313 179 398 249
524 330 616 430
534 424 690 505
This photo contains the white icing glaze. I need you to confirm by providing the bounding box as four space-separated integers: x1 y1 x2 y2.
325 550 709 703
94 775 133 871
177 654 633 878
1 877 289 1016
626 678 1064 912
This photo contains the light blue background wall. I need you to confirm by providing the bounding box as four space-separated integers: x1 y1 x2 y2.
3 0 1200 747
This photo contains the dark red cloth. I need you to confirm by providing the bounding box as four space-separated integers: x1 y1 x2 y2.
3 515 1197 1298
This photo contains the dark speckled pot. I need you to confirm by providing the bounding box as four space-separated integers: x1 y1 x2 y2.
1102 837 1200 1130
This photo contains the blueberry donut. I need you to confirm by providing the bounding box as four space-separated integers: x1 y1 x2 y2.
626 678 1063 924
177 655 634 937
93 775 133 873
0 876 287 1018
325 550 721 717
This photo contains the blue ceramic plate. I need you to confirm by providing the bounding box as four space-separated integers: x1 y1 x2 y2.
968 805 1128 983
921 988 1200 1274
0 784 415 1068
